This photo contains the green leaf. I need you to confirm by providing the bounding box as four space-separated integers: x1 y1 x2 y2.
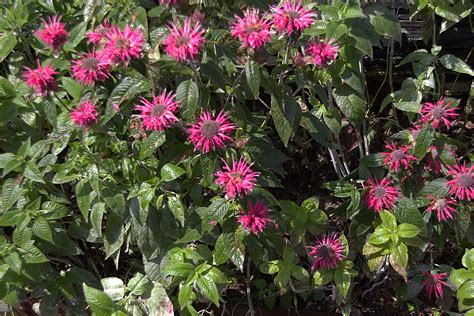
2 178 21 211
32 217 52 242
162 262 195 277
334 268 351 298
104 213 125 259
312 269 333 287
204 198 228 225
101 277 125 302
127 273 152 296
300 112 332 147
0 33 17 62
440 54 474 76
22 243 48 263
462 249 474 269
390 243 408 280
61 77 82 100
393 101 421 113
394 197 427 238
90 202 105 237
451 268 474 288
177 80 199 120
271 95 302 147
196 273 219 306
458 280 474 311
417 178 449 198
380 211 397 232
161 163 185 182
63 21 87 51
435 4 462 22
245 60 260 99
333 84 366 126
178 284 194 308
167 195 185 226
365 4 401 42
139 131 166 160
76 180 92 220
398 223 421 238
414 124 434 159
148 282 173 314
368 228 391 245
327 23 348 40
24 162 44 183
83 283 115 316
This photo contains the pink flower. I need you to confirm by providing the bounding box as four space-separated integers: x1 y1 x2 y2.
71 101 99 127
238 200 273 235
420 97 459 129
23 61 58 96
426 195 458 222
231 9 272 49
423 272 448 299
272 0 315 35
159 0 178 4
215 157 259 199
87 22 115 46
365 178 400 212
102 26 143 65
163 18 206 62
188 111 235 153
36 16 68 51
306 39 338 67
308 233 345 270
424 146 443 173
71 51 110 86
135 90 180 131
447 162 473 201
381 143 417 172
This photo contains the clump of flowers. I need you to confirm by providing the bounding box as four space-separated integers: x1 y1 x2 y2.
420 97 459 129
238 200 273 235
365 178 400 212
422 271 449 299
87 22 115 46
308 233 345 270
381 143 417 172
135 90 180 131
188 111 235 154
163 18 206 62
70 101 99 127
306 38 338 67
36 16 68 51
426 195 458 222
231 9 272 49
71 51 110 86
215 157 259 199
447 162 473 201
23 61 58 96
102 26 144 65
271 0 315 35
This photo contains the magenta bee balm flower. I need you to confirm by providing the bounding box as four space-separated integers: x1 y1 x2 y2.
381 142 417 172
306 39 338 67
87 22 115 46
36 16 68 51
135 90 180 131
23 61 58 96
365 178 400 212
238 200 272 235
447 162 473 201
272 0 315 35
188 111 235 153
102 26 144 65
420 97 459 129
215 157 259 199
423 272 448 300
426 195 458 222
71 101 99 127
163 18 206 62
231 9 272 49
72 51 110 86
308 233 345 270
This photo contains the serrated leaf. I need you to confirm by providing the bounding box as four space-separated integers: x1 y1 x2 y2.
22 243 48 263
380 211 397 232
2 178 21 211
139 131 166 160
128 272 152 296
83 283 114 316
61 77 82 100
162 262 194 277
271 95 302 147
390 243 408 280
458 280 474 311
334 268 351 298
161 163 185 182
333 84 366 126
104 213 125 259
178 284 193 309
32 217 52 242
177 80 199 120
368 228 391 245
196 273 219 306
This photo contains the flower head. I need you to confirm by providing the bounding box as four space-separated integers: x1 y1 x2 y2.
231 9 272 49
426 195 458 222
447 162 473 201
71 101 99 127
420 97 459 129
423 272 448 300
87 22 115 46
72 50 110 86
365 178 400 212
188 111 235 153
135 90 180 131
102 26 143 65
306 39 338 67
215 157 259 199
23 61 58 96
381 143 417 172
163 18 206 62
238 200 273 234
272 1 315 35
308 233 345 270
36 16 68 51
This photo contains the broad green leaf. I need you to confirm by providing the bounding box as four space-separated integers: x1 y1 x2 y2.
380 211 397 232
148 282 173 314
139 131 166 160
334 268 351 298
75 180 92 220
2 178 21 211
90 203 105 237
365 4 401 42
178 284 194 309
83 283 115 316
390 243 408 280
128 272 152 296
63 21 87 50
162 262 194 277
312 269 333 287
104 213 125 259
167 195 185 226
435 4 462 22
458 280 474 311
245 60 260 99
394 197 427 237
368 228 391 245
398 223 421 238
22 243 48 263
451 268 474 288
463 249 474 269
32 217 52 242
24 162 44 183
414 124 434 159
177 80 199 120
0 77 15 99
196 273 219 306
161 163 185 182
0 33 17 62
439 54 474 76
61 77 82 100
333 84 366 126
300 112 332 147
101 277 125 301
417 178 449 198
393 101 421 113
271 95 301 147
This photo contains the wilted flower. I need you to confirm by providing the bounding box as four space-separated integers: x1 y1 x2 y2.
36 16 68 51
163 18 206 62
420 97 459 129
71 50 110 86
23 61 58 96
135 90 180 131
215 157 259 199
308 233 345 270
188 111 235 153
71 101 99 127
426 195 458 222
238 200 272 234
231 9 272 49
272 0 315 35
306 38 338 67
381 143 417 172
365 178 400 212
102 26 144 65
423 271 448 299
447 162 473 201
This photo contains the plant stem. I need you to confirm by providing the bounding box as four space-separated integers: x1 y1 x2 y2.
246 256 255 316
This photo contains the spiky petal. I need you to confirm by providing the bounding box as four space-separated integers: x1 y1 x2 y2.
426 195 458 222
102 26 144 65
306 39 338 67
447 162 473 201
188 111 235 153
36 16 68 51
272 0 315 35
365 178 400 212
135 90 180 131
163 18 206 62
308 233 345 270
423 272 448 300
71 51 110 86
381 142 417 172
70 101 99 127
23 61 58 96
238 200 273 234
215 157 259 199
87 22 115 46
420 97 459 129
231 9 272 49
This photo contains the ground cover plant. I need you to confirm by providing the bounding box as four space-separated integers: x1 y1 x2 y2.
0 0 473 315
